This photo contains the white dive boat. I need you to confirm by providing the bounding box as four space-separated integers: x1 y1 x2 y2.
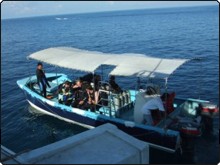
17 47 219 153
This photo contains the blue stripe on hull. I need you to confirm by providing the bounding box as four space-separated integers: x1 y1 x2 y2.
24 92 97 127
96 116 178 150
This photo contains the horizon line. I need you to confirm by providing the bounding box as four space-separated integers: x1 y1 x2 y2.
2 4 216 20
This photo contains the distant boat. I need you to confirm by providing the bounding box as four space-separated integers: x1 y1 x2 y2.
17 47 219 153
55 17 68 20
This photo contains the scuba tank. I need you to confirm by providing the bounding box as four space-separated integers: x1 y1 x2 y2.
127 91 131 104
123 91 129 105
119 94 124 107
113 95 122 117
113 95 122 110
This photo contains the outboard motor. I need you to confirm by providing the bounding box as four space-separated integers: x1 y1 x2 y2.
199 102 219 117
198 102 219 133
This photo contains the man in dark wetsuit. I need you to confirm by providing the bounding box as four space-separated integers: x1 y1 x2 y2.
36 62 51 98
109 75 122 93
83 86 96 112
71 81 86 108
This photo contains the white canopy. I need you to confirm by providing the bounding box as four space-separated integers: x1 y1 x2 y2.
28 47 189 79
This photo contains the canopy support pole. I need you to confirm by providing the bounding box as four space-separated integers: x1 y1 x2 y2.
135 77 140 96
101 65 104 81
55 66 59 99
164 77 168 128
26 58 32 86
137 77 140 90
92 72 97 113
55 66 58 86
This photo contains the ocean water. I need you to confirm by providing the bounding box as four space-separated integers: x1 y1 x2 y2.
1 5 219 163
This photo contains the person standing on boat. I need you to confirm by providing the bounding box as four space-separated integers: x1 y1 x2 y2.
140 96 165 125
36 62 51 98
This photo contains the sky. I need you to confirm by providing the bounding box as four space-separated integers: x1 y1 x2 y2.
1 1 218 19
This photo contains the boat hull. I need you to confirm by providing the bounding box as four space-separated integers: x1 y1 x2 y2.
20 86 180 153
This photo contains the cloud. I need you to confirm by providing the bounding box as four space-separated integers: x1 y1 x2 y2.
2 1 36 12
1 1 66 18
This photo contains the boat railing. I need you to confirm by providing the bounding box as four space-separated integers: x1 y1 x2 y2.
96 88 114 117
96 88 133 118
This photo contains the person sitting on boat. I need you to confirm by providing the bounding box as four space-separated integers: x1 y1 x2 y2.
109 75 122 93
72 79 82 91
140 96 166 125
93 74 102 105
36 62 51 98
83 85 97 112
94 75 101 91
71 83 87 109
58 81 73 105
80 73 93 83
161 92 176 114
